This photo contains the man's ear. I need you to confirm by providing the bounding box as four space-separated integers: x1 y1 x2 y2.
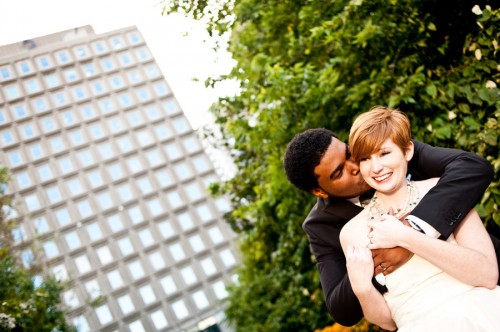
405 141 414 162
311 188 328 199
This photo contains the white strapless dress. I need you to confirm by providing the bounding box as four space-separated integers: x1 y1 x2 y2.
383 236 500 331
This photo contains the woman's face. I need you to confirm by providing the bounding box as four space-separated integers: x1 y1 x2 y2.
359 138 413 194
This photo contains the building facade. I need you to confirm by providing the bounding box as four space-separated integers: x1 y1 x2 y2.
0 25 238 332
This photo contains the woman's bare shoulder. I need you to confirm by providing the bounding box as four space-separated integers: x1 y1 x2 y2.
340 209 370 250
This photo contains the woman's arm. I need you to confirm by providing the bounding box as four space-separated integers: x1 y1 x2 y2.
345 246 396 331
368 210 498 289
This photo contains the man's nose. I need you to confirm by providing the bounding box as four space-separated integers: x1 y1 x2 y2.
346 159 360 175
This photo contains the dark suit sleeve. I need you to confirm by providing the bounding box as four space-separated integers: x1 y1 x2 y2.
408 140 493 238
304 219 364 326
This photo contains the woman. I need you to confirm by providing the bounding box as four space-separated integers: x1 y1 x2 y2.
340 106 500 331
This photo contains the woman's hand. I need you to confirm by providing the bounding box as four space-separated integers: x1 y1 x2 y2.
367 214 409 249
346 245 374 294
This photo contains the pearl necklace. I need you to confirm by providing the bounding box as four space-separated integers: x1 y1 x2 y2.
368 180 420 220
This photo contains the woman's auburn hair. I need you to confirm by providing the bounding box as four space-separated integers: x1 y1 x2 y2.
349 106 412 161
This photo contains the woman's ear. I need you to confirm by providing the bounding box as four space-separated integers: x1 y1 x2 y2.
311 188 329 199
405 141 414 162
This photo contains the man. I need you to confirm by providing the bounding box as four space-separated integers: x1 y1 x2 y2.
283 128 500 326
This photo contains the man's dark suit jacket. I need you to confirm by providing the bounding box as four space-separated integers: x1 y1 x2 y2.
302 140 499 326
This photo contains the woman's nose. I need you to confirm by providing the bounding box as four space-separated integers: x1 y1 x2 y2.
370 158 383 173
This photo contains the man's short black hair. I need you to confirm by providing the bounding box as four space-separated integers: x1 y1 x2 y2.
283 128 337 193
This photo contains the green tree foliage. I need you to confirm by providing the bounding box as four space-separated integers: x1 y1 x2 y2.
0 167 76 331
164 1 499 331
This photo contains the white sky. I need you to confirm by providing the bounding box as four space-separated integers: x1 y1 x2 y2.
0 0 237 130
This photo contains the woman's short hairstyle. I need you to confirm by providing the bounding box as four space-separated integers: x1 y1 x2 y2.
349 106 412 161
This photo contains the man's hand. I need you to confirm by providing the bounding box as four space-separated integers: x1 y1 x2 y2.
372 247 413 275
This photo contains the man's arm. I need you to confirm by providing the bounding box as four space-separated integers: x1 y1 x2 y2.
408 140 493 238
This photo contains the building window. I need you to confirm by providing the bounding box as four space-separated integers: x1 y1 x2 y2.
196 203 215 223
150 310 168 330
174 162 194 182
157 219 175 239
1 129 16 146
154 123 174 142
44 72 62 89
110 35 126 49
116 135 135 154
169 243 186 262
126 110 145 128
171 300 189 320
135 176 153 195
24 77 42 95
138 284 156 305
58 156 75 175
51 89 70 108
147 251 166 271
177 212 194 231
208 226 224 245
24 193 42 212
43 240 60 259
100 96 118 114
144 63 161 79
192 155 212 174
117 236 134 257
153 81 170 97
21 249 34 268
79 104 97 121
55 49 72 65
188 234 206 253
144 148 163 167
54 208 71 227
95 191 114 211
82 62 98 77
162 99 181 116
21 123 38 140
95 304 113 325
70 85 88 102
200 257 217 276
31 96 50 113
126 157 144 175
126 69 143 85
84 279 101 300
15 59 34 76
72 44 90 60
87 169 104 189
117 294 135 315
96 245 113 265
63 68 80 83
88 123 105 141
61 110 78 127
164 142 183 161
46 184 63 204
0 65 14 81
72 316 90 332
182 136 202 154
28 143 44 162
33 216 50 234
126 31 143 45
127 260 145 280
138 228 155 248
106 270 124 290
100 57 117 73
146 198 164 217
135 47 152 62
116 182 134 203
192 290 209 309
107 214 124 233
128 321 145 332
117 51 135 67
35 55 54 71
86 223 103 242
107 162 125 182
0 109 9 125
97 142 114 161
65 231 82 251
117 92 133 109
8 150 24 168
15 171 32 189
136 86 152 103
160 275 178 296
5 83 22 101
91 40 109 55
76 199 93 219
106 116 125 134
154 169 175 188
69 129 86 147
67 177 85 197
219 248 236 267
108 74 125 90
184 181 204 202
90 79 107 96
52 264 69 281
166 191 184 210
212 280 229 299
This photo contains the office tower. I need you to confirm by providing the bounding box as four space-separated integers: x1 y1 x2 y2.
0 25 238 331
